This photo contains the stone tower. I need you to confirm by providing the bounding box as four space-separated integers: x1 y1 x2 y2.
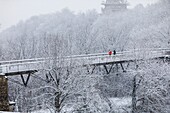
102 0 128 14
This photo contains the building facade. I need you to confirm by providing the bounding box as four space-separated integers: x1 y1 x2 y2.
102 0 128 14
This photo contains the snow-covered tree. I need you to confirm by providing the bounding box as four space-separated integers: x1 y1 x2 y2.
131 61 170 113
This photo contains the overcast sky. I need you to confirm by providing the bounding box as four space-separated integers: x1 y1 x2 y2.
0 0 158 32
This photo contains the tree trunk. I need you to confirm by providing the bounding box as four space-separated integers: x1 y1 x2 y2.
132 75 137 113
55 92 61 113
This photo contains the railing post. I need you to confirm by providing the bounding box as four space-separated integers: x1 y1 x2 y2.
6 65 8 73
0 66 2 73
17 64 19 72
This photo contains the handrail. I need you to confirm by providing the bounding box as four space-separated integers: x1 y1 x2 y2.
0 48 169 65
0 48 170 75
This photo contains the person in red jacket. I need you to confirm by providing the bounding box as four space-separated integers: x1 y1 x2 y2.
108 50 112 55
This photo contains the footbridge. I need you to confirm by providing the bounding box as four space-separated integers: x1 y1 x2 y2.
0 48 170 86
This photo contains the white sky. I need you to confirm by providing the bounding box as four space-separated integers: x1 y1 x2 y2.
0 0 158 31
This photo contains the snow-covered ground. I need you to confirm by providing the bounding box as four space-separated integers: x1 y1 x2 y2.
0 97 131 113
110 97 131 112
110 97 131 107
0 111 20 113
0 110 51 113
31 109 53 113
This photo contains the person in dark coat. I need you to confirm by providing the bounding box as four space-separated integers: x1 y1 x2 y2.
113 50 116 55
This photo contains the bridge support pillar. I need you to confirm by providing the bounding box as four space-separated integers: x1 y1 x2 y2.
103 64 114 74
20 73 31 87
120 63 126 72
0 76 9 111
86 65 96 74
103 63 126 74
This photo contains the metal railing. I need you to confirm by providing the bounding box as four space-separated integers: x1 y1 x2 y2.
0 48 170 75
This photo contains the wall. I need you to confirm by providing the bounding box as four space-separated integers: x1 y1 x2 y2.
0 76 9 111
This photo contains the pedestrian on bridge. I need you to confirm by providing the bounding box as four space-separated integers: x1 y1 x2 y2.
113 50 116 55
108 50 112 55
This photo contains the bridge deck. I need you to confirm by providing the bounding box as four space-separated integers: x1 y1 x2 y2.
0 48 170 76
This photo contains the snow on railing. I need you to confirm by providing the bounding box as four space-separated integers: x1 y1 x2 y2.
0 48 170 75
0 61 45 75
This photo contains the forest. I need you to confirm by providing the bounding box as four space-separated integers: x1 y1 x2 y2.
0 0 170 113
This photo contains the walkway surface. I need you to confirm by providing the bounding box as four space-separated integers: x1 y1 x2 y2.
0 48 170 76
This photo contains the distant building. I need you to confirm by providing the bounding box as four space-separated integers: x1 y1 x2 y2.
101 0 128 14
